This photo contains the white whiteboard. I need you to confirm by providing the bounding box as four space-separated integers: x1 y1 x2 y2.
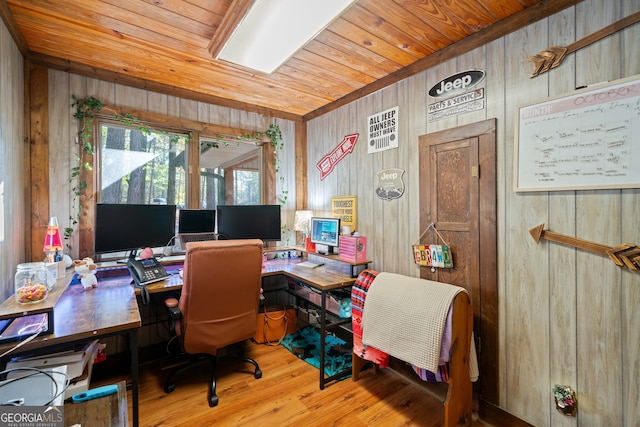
514 74 640 192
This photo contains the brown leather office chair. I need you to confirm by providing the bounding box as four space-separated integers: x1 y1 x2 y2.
164 239 264 407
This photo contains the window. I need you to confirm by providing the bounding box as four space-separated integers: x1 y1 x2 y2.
82 108 275 258
199 138 262 208
98 122 188 207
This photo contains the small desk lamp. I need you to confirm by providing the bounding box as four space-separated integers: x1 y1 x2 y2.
43 217 63 263
293 210 314 252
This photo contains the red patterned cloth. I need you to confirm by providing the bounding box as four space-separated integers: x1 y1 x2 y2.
351 269 389 368
351 269 449 382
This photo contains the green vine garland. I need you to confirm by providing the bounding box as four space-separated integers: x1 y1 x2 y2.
68 96 287 248
67 95 103 246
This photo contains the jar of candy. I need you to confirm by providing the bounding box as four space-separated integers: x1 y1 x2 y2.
15 262 48 304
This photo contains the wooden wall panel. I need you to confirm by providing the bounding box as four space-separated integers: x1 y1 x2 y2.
0 19 25 301
621 3 640 424
377 85 400 273
349 98 370 265
48 70 70 245
335 99 351 202
147 91 168 116
503 20 552 426
546 6 578 427
397 74 424 275
28 63 49 262
622 191 640 424
575 2 624 425
484 35 508 405
306 113 322 211
456 46 486 128
398 78 424 275
277 118 297 246
63 74 85 257
316 109 339 217
295 120 308 219
306 0 640 424
359 94 384 271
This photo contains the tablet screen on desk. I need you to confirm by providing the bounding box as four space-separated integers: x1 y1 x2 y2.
0 313 49 343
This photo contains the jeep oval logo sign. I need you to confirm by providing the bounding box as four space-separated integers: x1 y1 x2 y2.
428 70 485 98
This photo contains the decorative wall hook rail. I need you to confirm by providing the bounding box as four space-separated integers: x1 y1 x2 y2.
529 224 640 272
527 10 640 77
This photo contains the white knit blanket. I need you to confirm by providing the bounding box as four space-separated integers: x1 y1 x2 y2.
361 272 465 373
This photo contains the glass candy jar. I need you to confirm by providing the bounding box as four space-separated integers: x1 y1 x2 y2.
15 262 48 304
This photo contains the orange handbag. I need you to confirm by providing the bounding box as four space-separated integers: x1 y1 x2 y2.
254 306 297 345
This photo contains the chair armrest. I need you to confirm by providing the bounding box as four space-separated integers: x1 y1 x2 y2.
165 297 182 319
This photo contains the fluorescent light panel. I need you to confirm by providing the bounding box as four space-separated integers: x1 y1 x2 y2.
217 0 355 74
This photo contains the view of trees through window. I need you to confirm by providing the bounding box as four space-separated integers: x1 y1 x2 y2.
99 122 188 207
199 167 223 209
233 169 260 204
199 138 261 208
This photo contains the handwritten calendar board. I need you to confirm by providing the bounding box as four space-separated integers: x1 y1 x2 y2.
514 74 640 192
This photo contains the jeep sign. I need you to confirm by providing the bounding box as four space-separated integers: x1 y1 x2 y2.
428 70 485 98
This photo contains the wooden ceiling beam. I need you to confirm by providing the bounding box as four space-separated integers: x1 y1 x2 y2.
207 0 255 57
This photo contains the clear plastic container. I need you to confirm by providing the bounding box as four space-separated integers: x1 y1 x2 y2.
15 262 48 304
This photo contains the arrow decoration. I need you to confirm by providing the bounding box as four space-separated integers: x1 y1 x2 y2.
316 133 358 180
529 224 640 272
527 11 640 78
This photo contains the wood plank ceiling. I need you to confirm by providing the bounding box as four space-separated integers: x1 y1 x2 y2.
2 0 581 121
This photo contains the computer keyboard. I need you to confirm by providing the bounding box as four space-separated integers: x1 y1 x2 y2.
297 260 324 269
179 232 217 247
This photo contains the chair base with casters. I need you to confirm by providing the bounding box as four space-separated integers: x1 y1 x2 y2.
164 297 262 407
163 349 262 407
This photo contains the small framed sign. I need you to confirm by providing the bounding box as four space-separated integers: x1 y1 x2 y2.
331 196 357 233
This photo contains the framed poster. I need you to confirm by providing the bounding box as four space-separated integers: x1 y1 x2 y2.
514 74 640 192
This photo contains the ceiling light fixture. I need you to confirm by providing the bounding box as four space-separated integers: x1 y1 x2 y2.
212 0 355 74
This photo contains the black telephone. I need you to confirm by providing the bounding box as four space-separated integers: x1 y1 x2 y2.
127 256 169 287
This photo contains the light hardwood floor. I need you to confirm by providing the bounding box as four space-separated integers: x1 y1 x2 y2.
98 341 493 427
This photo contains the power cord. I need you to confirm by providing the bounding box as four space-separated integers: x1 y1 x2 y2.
138 285 151 305
162 235 177 257
0 315 48 359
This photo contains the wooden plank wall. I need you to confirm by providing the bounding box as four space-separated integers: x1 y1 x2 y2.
0 18 25 302
306 0 640 425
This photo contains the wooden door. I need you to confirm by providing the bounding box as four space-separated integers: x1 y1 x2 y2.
418 118 498 403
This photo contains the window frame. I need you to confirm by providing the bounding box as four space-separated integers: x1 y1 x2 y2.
78 105 274 258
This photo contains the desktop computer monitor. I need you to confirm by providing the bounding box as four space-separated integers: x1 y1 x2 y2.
310 217 340 254
95 203 176 254
216 204 281 242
